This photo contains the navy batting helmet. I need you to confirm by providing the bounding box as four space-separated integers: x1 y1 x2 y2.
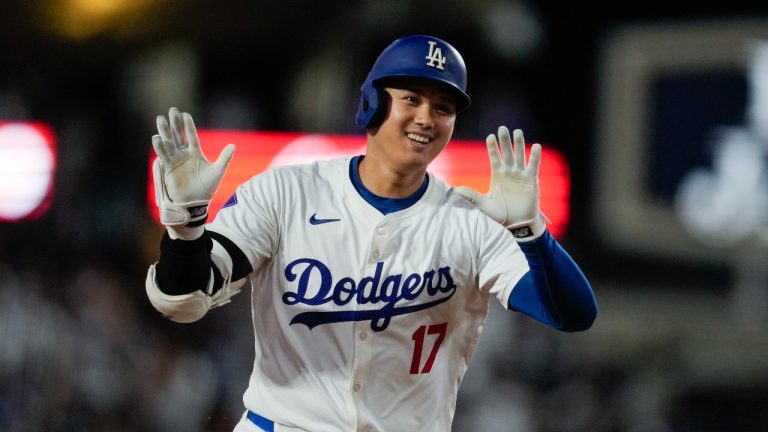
356 35 471 129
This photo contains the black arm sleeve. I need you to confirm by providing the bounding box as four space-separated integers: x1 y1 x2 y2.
156 230 254 296
156 231 215 296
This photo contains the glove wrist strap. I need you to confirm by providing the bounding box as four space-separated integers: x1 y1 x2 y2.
508 213 547 242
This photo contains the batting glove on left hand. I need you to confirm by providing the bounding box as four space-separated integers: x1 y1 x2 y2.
152 107 235 240
455 126 547 241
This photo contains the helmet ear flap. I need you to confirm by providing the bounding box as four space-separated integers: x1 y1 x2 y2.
356 80 383 129
365 87 390 130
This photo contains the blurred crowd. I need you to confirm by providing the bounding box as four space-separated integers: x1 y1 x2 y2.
0 262 232 431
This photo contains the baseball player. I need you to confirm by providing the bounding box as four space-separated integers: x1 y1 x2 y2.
146 35 597 432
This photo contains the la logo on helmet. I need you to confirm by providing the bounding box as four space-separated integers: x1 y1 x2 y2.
425 41 446 70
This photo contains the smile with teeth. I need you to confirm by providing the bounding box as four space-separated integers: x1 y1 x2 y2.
406 133 432 144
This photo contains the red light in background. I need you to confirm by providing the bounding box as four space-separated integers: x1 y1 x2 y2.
148 131 570 238
0 122 56 222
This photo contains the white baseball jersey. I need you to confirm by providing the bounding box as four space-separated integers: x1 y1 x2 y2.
209 157 530 432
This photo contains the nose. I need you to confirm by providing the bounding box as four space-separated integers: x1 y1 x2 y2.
413 103 435 129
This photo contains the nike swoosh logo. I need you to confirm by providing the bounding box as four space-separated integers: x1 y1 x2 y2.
309 213 341 225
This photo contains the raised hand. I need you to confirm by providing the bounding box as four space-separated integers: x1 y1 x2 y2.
455 126 546 240
152 107 235 239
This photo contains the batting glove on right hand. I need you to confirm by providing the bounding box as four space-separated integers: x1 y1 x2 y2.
455 126 548 241
152 107 235 240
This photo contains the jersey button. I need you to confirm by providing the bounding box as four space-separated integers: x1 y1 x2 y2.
371 251 380 260
359 331 368 341
353 383 362 392
376 227 386 235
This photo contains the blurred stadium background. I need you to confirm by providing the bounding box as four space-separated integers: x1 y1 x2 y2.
2 1 768 431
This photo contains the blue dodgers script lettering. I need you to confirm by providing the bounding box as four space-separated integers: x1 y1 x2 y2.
282 259 457 331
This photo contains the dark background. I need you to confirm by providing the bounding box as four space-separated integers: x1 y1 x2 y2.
1 1 768 431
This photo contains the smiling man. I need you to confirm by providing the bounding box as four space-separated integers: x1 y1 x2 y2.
360 78 457 197
146 35 597 432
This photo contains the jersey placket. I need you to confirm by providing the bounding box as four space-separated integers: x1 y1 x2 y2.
350 219 390 432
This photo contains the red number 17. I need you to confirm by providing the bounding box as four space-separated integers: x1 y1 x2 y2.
410 322 447 374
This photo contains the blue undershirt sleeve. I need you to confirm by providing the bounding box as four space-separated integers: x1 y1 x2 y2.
507 230 597 332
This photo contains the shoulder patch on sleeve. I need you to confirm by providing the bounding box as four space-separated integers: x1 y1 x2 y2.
222 193 238 208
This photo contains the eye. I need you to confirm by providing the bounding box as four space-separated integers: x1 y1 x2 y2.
403 95 419 104
434 103 455 115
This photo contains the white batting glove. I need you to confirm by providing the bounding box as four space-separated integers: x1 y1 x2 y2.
152 107 235 240
455 126 547 241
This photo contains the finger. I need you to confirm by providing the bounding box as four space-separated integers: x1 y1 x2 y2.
156 114 174 143
152 134 171 164
498 126 514 168
183 113 200 152
213 144 236 172
512 129 526 170
485 133 502 174
527 143 542 177
169 107 185 148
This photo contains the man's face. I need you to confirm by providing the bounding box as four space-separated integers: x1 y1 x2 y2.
367 77 457 173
